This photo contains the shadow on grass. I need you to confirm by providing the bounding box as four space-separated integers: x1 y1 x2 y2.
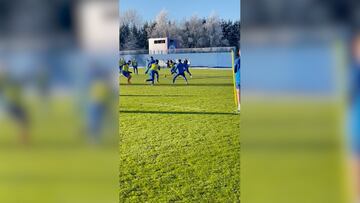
120 94 195 97
190 76 232 80
120 110 237 116
0 141 118 150
243 140 339 152
119 83 233 87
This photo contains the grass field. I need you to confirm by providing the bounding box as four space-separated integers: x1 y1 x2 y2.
0 68 347 203
119 68 241 202
120 68 347 203
241 100 347 203
0 99 118 203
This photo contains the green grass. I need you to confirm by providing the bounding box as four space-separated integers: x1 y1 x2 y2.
0 99 118 203
241 100 347 203
119 69 241 202
120 68 348 203
0 68 348 202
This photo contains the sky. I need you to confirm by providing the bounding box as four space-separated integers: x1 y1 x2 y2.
119 0 241 22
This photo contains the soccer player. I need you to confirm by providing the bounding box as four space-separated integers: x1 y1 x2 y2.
154 60 160 83
131 58 138 75
87 68 110 143
145 56 155 74
121 61 132 84
170 60 177 75
0 70 29 145
184 59 192 78
172 59 188 85
166 60 171 69
349 32 360 202
119 57 125 73
234 49 241 113
146 60 160 85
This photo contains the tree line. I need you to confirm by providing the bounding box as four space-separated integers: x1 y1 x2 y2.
120 10 240 51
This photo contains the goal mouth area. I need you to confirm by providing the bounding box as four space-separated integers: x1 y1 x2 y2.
119 47 237 69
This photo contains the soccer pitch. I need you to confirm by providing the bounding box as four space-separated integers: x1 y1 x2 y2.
120 68 347 202
119 68 241 202
0 69 347 202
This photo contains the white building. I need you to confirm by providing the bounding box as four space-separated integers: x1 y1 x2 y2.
148 37 176 54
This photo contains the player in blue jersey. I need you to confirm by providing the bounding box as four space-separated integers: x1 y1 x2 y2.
184 59 192 78
172 59 188 84
349 33 360 201
234 49 241 113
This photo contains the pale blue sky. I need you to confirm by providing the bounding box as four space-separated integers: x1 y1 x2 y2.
119 0 241 22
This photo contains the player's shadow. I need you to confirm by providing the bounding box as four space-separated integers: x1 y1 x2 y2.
120 83 232 87
190 76 232 80
120 94 195 97
120 110 237 116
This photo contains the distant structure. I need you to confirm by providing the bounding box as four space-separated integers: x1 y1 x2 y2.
148 37 177 54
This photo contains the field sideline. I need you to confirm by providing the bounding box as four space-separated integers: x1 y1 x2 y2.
119 68 241 201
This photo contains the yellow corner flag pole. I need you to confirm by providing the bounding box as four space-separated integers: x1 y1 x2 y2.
231 49 238 107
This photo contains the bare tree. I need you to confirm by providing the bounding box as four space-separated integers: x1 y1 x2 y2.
204 13 224 47
181 15 208 47
150 9 171 37
120 9 143 28
120 9 238 50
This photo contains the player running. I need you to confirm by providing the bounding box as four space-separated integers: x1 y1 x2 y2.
131 58 138 75
234 49 241 113
121 61 132 84
184 59 192 78
145 56 155 74
172 59 188 85
145 60 160 85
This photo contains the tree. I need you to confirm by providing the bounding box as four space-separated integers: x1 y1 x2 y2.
119 9 240 50
204 13 224 47
147 9 184 47
221 20 240 49
119 24 130 50
181 15 208 48
120 9 142 28
123 25 139 50
137 23 149 49
148 9 168 38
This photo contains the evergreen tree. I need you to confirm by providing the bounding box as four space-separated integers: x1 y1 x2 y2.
119 24 130 50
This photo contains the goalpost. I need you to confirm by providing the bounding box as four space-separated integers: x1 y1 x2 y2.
231 49 238 107
119 46 239 108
